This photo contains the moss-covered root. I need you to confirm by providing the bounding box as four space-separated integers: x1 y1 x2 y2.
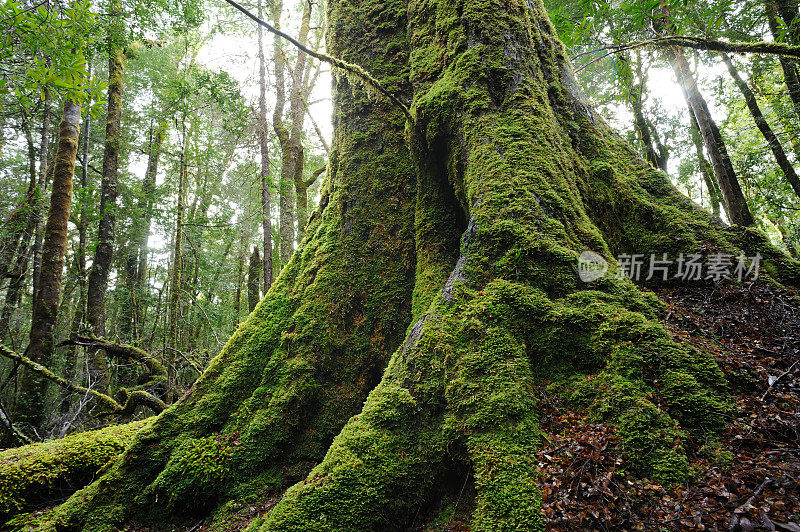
0 419 150 523
254 277 728 529
256 284 546 531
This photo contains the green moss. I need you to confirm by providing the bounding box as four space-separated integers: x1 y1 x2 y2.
0 419 150 522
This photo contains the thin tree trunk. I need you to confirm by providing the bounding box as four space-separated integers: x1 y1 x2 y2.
15 98 81 429
247 246 261 313
666 46 754 225
619 54 668 172
29 91 52 308
258 0 273 292
765 0 800 145
687 107 724 218
233 236 245 321
271 0 312 265
85 10 125 392
722 54 800 198
167 124 187 402
0 111 38 286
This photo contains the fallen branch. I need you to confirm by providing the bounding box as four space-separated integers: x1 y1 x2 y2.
0 344 166 416
760 359 800 402
59 336 166 377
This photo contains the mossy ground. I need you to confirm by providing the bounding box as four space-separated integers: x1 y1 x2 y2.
4 0 799 530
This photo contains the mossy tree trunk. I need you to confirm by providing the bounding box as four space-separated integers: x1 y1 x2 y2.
86 6 125 391
15 98 80 429
21 1 800 531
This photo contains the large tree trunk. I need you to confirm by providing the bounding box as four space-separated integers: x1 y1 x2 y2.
17 0 800 530
15 98 80 429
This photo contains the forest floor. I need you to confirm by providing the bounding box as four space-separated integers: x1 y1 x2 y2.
535 282 800 532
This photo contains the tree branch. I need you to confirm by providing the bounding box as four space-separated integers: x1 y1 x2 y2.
221 0 413 122
0 344 167 417
0 344 122 412
59 336 166 377
575 36 800 70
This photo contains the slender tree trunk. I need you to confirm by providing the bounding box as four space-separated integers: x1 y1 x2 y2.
1 97 52 348
764 0 800 139
85 9 125 393
0 111 38 286
619 54 668 172
272 0 313 265
233 236 245 321
61 89 92 403
666 47 754 225
29 92 52 308
167 125 188 401
247 246 261 313
258 0 274 292
137 126 164 287
15 98 81 429
687 107 724 218
722 54 800 198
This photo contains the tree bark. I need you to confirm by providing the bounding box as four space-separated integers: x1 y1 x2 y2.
722 53 800 198
15 98 80 429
